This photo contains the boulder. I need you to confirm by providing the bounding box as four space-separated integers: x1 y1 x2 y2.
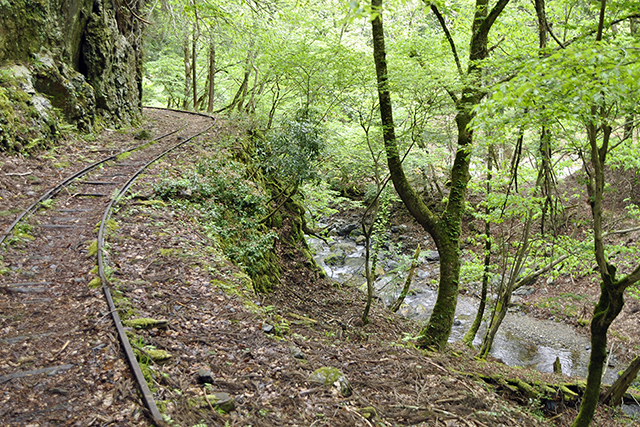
309 367 352 397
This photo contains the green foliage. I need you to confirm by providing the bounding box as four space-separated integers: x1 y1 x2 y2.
259 111 325 185
155 157 278 291
301 180 359 228
6 222 34 245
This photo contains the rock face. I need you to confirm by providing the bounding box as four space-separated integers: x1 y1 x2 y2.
0 0 143 152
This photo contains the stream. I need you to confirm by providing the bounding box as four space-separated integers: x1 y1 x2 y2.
307 232 640 417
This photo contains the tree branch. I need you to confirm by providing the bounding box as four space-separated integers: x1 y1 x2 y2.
480 0 512 36
430 5 463 77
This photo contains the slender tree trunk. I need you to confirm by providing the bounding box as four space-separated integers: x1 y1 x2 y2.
183 38 191 110
463 146 493 346
391 245 421 313
192 24 198 111
206 39 215 113
214 49 254 114
572 2 625 424
479 211 533 357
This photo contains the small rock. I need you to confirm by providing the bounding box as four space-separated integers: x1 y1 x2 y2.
386 260 399 271
309 367 352 397
453 319 462 326
262 324 275 334
349 228 363 238
513 286 535 296
289 346 305 360
197 368 215 384
416 269 429 279
324 250 345 266
337 223 358 236
424 250 440 262
355 235 366 245
390 225 399 233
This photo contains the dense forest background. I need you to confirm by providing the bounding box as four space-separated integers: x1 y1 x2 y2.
140 1 640 425
1 0 640 425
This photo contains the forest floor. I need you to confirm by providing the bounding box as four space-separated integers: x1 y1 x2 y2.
1 111 639 426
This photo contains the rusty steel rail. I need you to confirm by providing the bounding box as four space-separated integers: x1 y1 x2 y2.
0 119 188 246
1 107 215 424
97 109 216 423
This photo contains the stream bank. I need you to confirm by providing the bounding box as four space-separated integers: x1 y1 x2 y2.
307 232 619 384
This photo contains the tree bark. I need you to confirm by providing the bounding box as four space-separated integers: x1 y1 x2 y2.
371 0 510 349
192 23 198 110
183 38 191 110
463 146 493 346
571 4 640 421
206 39 215 113
602 355 640 406
479 210 533 358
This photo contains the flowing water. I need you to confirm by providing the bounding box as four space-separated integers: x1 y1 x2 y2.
308 236 621 384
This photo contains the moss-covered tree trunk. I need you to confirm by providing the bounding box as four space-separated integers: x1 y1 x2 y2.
572 120 636 426
571 2 640 425
371 0 510 349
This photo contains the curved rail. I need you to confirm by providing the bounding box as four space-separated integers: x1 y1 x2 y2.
97 112 216 423
1 107 215 424
0 120 188 246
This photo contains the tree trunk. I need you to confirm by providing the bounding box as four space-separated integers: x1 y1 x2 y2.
479 211 533 357
571 6 640 419
463 146 492 346
602 355 640 406
206 39 215 113
417 235 461 349
391 244 421 313
214 50 253 114
572 284 625 427
371 0 510 349
191 25 198 111
183 38 191 110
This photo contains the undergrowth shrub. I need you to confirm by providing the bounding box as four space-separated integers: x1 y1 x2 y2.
154 157 279 292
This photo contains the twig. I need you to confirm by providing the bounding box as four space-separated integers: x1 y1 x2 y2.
344 406 373 427
299 387 321 396
4 171 32 177
49 339 71 361
124 0 152 24
457 380 475 394
203 389 216 411
603 225 640 238
471 417 490 427
602 341 617 381
427 360 448 374
432 408 475 427
95 309 118 324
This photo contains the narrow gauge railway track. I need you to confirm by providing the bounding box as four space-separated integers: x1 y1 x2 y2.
0 108 215 426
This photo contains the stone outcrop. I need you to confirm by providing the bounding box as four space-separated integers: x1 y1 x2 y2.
0 0 144 152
